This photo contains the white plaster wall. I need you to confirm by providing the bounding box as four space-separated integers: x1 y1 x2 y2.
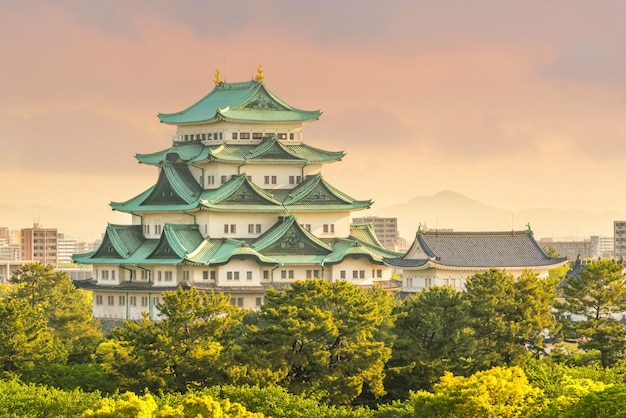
216 258 262 286
197 212 285 239
401 266 556 293
295 212 351 238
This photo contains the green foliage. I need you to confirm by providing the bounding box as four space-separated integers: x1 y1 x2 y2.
9 263 103 364
411 366 545 418
205 384 373 418
0 379 101 417
385 286 473 398
97 288 243 393
524 358 614 417
0 297 66 373
558 384 626 418
20 362 117 393
557 259 626 367
81 392 157 417
464 269 559 371
239 280 395 405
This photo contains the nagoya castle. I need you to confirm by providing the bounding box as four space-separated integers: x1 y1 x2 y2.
74 67 401 320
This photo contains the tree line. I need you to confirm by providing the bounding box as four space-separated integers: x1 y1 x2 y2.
2 260 626 416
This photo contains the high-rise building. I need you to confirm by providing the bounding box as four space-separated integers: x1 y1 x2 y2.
21 223 57 266
614 221 626 259
74 69 401 320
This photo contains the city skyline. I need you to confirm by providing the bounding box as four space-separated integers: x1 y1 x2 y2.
2 1 626 241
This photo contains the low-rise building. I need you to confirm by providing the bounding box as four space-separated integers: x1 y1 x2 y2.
384 228 568 295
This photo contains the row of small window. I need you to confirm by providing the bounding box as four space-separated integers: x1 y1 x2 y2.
339 270 383 279
32 231 57 237
143 225 163 235
99 269 170 281
405 278 459 287
181 132 224 141
229 297 267 308
226 271 254 281
32 246 57 250
232 132 294 140
180 132 295 142
95 295 160 306
203 175 304 186
224 224 262 234
32 252 56 257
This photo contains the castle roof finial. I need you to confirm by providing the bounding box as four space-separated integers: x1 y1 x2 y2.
254 64 264 82
213 69 223 86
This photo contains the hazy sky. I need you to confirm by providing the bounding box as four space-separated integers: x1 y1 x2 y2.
2 1 626 241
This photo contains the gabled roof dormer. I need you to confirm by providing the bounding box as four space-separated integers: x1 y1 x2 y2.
252 215 332 256
283 173 372 211
148 224 204 260
201 174 284 211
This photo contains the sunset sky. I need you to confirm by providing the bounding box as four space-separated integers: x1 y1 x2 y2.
2 1 626 241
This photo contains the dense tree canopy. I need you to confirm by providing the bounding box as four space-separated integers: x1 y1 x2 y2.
464 269 559 371
557 259 626 367
97 288 243 393
385 286 473 397
238 280 395 405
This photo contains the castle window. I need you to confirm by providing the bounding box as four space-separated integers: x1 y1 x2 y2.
253 132 262 139
271 176 277 184
289 133 294 140
264 176 270 184
118 296 126 305
246 271 252 280
227 272 233 280
95 295 103 305
340 270 346 279
141 296 148 307
207 175 215 185
107 296 114 305
240 133 250 140
289 176 295 184
164 271 172 281
277 133 287 139
263 270 270 280
221 175 227 184
130 296 137 306
232 133 238 139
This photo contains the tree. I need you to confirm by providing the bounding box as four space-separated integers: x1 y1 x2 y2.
9 263 102 363
239 280 395 405
557 259 626 367
384 286 473 398
411 366 545 418
464 269 559 371
0 297 66 373
97 288 243 393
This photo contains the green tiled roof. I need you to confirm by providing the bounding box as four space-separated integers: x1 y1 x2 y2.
283 174 372 211
186 238 277 266
252 215 332 255
111 169 369 214
149 224 204 259
157 80 321 125
89 224 145 259
135 137 344 166
201 174 284 211
73 218 399 270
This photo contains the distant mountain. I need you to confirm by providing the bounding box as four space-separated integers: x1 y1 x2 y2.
377 190 623 240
